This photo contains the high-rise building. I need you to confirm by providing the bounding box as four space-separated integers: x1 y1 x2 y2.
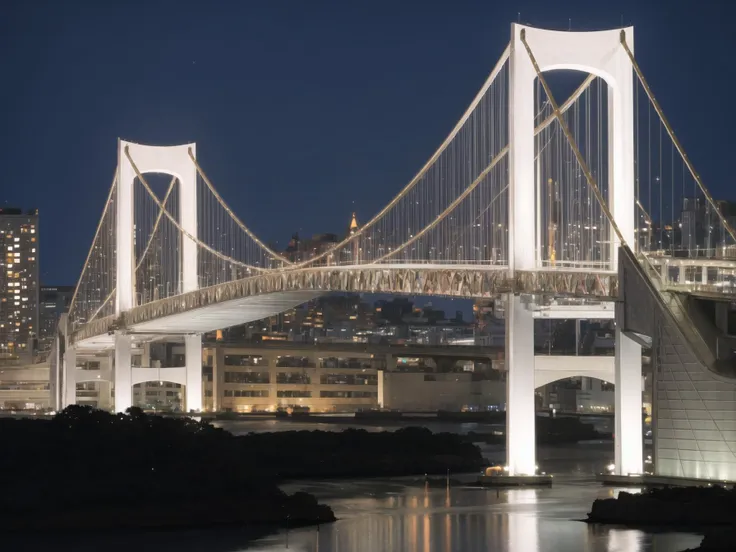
0 208 39 359
39 285 74 353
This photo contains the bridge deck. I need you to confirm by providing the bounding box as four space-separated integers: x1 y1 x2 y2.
72 265 617 347
71 258 736 349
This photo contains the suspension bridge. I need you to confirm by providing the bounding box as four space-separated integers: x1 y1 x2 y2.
50 24 736 482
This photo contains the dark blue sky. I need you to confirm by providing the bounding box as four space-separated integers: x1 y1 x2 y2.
2 0 735 287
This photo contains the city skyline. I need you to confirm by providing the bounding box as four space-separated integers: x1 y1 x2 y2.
3 0 736 286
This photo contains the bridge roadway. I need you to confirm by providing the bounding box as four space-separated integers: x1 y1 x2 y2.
71 264 619 349
71 257 736 351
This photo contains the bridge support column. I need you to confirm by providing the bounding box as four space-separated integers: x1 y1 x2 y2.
114 333 133 413
142 343 151 368
505 294 536 476
614 329 643 475
185 334 202 412
212 345 225 412
62 346 76 409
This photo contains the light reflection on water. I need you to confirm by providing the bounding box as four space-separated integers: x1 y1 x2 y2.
7 478 701 552
244 477 701 552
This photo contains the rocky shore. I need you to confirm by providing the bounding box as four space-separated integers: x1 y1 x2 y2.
588 486 736 551
587 486 736 526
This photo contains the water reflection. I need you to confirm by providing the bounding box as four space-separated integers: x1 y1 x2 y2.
5 477 702 552
248 477 701 552
506 489 538 552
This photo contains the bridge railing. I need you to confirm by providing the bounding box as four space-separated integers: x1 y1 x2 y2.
642 255 736 295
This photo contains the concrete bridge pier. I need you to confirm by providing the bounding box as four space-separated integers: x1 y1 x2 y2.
62 346 76 409
185 334 203 412
114 332 133 413
614 325 644 476
505 293 537 476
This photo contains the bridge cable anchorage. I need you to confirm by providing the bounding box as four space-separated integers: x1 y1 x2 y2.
619 31 736 248
68 170 118 327
286 44 512 269
123 146 271 272
518 29 646 270
186 147 294 267
86 175 178 323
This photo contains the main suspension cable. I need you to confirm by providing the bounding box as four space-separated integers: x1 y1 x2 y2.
124 146 269 272
620 31 736 247
187 148 293 266
68 171 118 320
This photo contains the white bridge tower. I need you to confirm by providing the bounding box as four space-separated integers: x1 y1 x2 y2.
113 140 202 413
506 24 641 476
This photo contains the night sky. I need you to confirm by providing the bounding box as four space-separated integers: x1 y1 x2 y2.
2 0 735 291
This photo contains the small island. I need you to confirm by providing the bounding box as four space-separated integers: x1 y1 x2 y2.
0 406 484 534
588 486 736 551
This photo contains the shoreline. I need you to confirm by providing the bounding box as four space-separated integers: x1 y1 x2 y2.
587 487 736 551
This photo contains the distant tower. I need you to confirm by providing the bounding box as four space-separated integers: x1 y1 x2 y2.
285 232 301 262
348 213 360 262
348 213 359 235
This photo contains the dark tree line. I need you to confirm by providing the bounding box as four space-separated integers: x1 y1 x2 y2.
0 406 482 531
